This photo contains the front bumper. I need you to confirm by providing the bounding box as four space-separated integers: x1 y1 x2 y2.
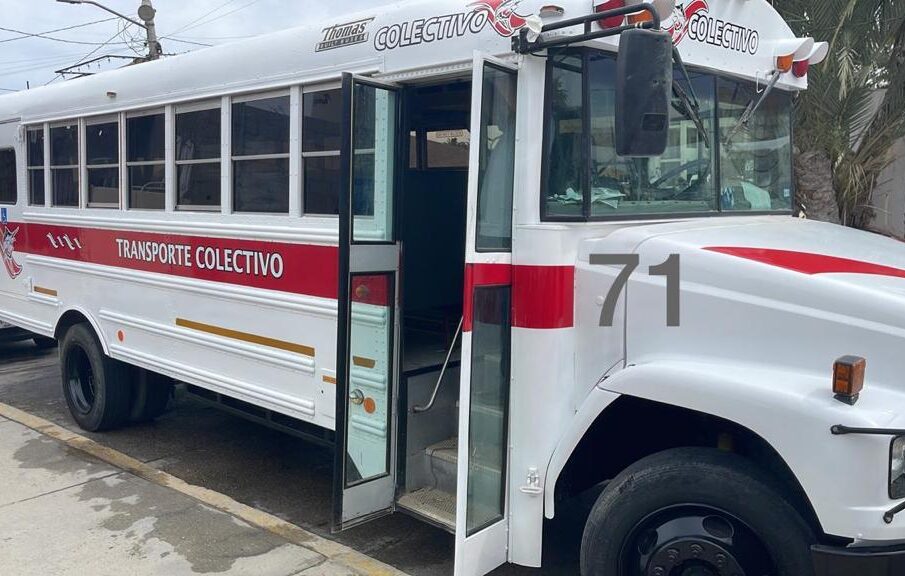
813 543 905 576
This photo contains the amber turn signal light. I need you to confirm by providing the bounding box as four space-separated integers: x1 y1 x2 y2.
833 356 866 405
776 54 794 73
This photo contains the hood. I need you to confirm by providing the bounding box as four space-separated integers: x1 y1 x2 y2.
581 216 905 389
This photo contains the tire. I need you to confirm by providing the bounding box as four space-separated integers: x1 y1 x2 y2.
33 336 57 350
60 323 132 432
580 447 815 576
129 368 173 423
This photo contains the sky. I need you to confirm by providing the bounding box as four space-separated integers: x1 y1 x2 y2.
0 0 373 92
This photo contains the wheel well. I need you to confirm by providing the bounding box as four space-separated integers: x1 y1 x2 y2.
554 395 829 541
55 310 96 343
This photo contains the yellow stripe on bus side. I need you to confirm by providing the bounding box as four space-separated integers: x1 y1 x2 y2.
176 318 315 358
33 286 58 297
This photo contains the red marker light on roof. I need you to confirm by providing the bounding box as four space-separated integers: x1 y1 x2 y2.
596 0 626 29
792 59 810 78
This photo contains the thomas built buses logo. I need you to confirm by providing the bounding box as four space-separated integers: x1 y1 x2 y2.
374 0 529 51
667 1 760 54
316 18 375 52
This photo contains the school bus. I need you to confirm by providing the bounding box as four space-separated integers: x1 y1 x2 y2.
3 1 902 574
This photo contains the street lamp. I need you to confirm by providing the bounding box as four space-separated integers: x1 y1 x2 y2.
56 0 162 61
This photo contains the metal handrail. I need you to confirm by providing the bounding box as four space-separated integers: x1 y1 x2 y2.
412 316 463 414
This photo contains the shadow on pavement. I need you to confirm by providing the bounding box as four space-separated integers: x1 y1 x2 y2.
0 341 591 575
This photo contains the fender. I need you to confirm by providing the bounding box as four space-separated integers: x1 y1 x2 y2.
55 306 110 355
544 359 905 541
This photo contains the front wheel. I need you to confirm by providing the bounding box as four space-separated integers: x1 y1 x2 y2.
60 324 132 432
581 448 815 576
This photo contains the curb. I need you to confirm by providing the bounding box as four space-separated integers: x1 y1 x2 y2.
0 401 409 576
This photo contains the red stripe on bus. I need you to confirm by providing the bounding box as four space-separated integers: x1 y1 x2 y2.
463 263 574 332
513 265 575 330
704 247 905 280
15 223 339 299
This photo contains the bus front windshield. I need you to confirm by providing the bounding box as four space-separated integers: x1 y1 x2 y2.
543 48 793 220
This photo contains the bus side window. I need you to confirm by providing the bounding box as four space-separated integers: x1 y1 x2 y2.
176 102 222 211
0 149 16 205
127 112 166 210
50 123 79 208
26 127 44 206
302 88 342 215
86 119 120 209
232 94 291 214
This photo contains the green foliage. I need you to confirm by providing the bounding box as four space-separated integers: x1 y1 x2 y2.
773 0 905 226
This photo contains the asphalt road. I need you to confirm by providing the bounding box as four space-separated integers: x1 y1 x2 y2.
0 341 594 576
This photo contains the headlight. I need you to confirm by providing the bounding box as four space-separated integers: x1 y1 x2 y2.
890 436 905 499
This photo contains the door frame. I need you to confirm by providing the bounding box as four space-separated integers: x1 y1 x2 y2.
333 72 404 531
455 51 520 576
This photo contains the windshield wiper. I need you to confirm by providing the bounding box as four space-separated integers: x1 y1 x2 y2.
672 47 711 150
723 69 782 146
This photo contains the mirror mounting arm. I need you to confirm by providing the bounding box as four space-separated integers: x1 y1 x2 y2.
513 3 661 55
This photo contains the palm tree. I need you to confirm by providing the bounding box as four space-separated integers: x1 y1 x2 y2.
773 0 905 228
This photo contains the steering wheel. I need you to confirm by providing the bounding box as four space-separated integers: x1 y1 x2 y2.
651 158 712 189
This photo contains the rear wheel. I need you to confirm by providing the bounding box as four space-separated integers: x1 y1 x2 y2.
580 448 815 576
129 368 173 423
60 324 132 432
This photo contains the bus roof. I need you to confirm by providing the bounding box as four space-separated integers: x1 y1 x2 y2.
0 0 811 124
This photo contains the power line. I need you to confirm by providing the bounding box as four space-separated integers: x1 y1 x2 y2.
45 25 133 86
162 0 243 38
0 88 18 93
167 37 213 47
0 17 117 44
0 24 130 46
162 0 265 39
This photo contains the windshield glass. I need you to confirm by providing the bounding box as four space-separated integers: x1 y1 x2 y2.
718 78 793 212
542 48 793 220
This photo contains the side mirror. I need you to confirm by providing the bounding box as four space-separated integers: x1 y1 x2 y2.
615 29 673 157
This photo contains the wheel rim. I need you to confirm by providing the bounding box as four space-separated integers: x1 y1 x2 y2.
66 344 96 415
619 505 775 576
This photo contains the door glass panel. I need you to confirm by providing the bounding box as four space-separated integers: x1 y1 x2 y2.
345 273 394 487
476 65 517 252
352 83 396 243
467 286 511 535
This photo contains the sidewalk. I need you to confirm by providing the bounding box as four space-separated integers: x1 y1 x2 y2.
0 411 402 576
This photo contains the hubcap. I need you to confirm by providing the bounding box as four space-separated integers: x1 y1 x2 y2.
66 344 96 415
621 506 774 576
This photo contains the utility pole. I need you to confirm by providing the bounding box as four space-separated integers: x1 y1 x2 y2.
57 0 163 61
137 0 161 60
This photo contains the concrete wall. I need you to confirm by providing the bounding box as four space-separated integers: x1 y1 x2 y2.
870 137 905 239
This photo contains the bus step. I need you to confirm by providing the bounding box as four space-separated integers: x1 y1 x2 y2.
397 487 456 532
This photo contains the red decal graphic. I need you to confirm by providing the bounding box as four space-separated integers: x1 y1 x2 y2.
705 247 905 280
15 223 339 299
665 0 709 45
469 0 529 38
463 263 574 332
1 224 22 279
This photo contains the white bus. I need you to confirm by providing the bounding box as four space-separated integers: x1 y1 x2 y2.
0 0 901 574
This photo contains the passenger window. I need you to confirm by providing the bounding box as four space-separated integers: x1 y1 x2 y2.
50 123 79 207
232 95 290 214
302 89 341 215
86 120 119 208
177 105 221 210
27 127 44 206
0 149 16 205
127 113 166 210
